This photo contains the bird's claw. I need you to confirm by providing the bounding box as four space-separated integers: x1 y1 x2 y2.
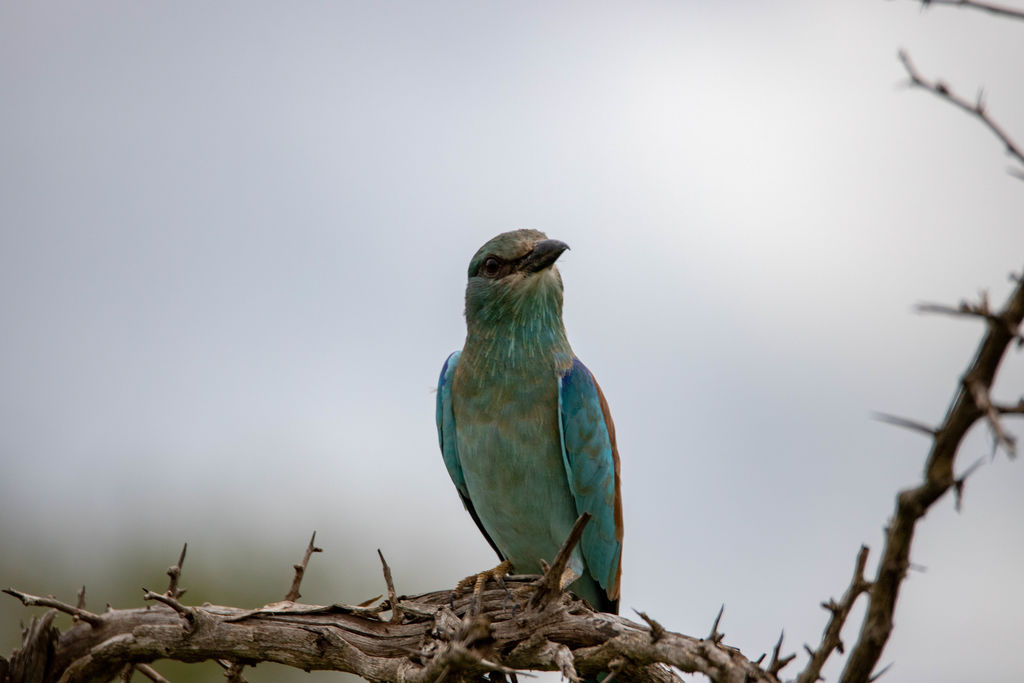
454 560 513 614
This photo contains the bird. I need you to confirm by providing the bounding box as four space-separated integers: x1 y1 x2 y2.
436 229 623 614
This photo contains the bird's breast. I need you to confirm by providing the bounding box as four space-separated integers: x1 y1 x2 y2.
452 365 581 574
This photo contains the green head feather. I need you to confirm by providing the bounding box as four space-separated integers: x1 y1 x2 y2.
462 229 572 370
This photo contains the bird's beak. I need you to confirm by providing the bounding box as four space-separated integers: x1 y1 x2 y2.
522 239 570 273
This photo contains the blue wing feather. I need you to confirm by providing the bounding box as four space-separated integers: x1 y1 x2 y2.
436 350 467 498
437 350 506 561
558 357 623 607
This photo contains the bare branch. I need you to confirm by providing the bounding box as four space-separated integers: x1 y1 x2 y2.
909 0 1024 21
994 398 1024 415
135 663 171 683
706 605 725 645
4 529 782 683
795 546 871 683
898 49 1024 177
766 631 795 677
377 549 403 624
839 274 1024 683
968 378 1017 457
635 610 667 643
218 659 248 683
285 531 322 602
142 587 195 623
166 543 187 599
916 300 995 322
529 513 590 610
2 588 102 626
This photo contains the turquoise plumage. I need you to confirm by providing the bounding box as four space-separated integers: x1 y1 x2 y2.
436 229 623 613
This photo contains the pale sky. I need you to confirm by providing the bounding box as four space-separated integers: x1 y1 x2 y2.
2 2 1023 682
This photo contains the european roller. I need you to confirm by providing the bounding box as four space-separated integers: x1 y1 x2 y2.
436 229 623 614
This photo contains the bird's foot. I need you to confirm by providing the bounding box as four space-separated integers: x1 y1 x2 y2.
452 560 513 614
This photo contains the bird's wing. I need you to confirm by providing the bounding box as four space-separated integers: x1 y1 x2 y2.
558 357 623 606
436 350 506 561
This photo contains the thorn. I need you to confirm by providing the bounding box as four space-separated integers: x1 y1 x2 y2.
768 630 796 676
821 598 840 614
869 662 894 682
634 609 666 643
357 594 383 608
166 543 187 599
707 604 725 644
953 456 986 511
377 549 403 624
872 412 937 437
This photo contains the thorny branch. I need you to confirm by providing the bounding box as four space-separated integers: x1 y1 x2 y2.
1 519 776 683
836 276 1024 683
794 547 872 683
285 532 322 602
3 270 1022 683
165 544 187 600
898 49 1024 178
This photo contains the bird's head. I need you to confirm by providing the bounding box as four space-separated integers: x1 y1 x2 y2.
464 229 570 331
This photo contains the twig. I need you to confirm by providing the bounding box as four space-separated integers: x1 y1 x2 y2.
968 379 1017 456
529 514 590 609
218 659 248 683
135 663 171 683
994 398 1024 415
2 588 102 626
909 0 1024 21
285 531 322 602
166 543 187 599
796 546 871 683
706 605 725 645
898 49 1024 177
916 300 996 323
766 630 795 676
378 549 403 624
634 610 666 644
142 588 194 621
839 273 1024 683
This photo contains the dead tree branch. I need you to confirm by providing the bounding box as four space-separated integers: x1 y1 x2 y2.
908 0 1024 21
285 532 321 602
836 275 1024 683
3 273 1020 683
795 546 871 683
2 519 776 683
898 49 1024 178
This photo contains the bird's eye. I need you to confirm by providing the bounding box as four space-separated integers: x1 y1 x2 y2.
482 257 501 278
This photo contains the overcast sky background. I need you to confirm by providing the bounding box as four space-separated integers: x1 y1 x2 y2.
2 2 1023 682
